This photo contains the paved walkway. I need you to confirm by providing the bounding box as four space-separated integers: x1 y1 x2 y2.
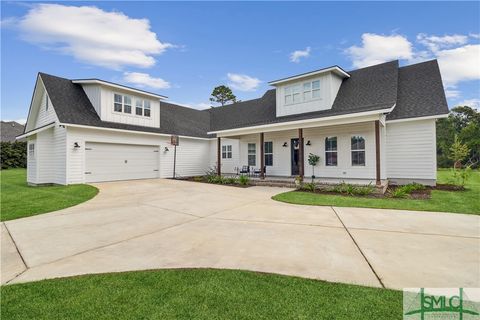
2 179 479 289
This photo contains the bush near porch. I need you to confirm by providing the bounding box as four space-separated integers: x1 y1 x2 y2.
273 170 480 215
0 169 98 221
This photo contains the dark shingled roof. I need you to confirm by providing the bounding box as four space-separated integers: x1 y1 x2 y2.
1 121 25 142
208 60 399 131
37 59 448 138
387 60 449 120
40 73 211 138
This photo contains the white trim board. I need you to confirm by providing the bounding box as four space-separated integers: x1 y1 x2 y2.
386 114 448 123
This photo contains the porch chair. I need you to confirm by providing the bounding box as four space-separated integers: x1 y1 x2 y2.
239 165 250 175
253 166 266 177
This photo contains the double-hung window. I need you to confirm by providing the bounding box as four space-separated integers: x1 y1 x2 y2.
28 143 35 159
123 95 132 114
135 99 143 115
144 100 151 117
222 145 232 159
285 80 320 105
248 143 256 166
264 141 273 166
351 136 366 166
114 94 123 112
325 137 337 166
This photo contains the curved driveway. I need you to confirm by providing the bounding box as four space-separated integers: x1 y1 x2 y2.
2 179 479 289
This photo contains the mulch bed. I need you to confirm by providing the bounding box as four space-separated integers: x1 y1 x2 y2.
177 177 251 188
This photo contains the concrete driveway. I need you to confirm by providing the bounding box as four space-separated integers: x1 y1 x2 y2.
2 179 479 290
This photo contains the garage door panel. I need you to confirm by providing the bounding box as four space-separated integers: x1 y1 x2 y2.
85 142 159 183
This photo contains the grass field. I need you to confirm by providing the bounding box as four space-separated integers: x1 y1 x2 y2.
273 170 480 215
0 169 98 221
1 269 403 320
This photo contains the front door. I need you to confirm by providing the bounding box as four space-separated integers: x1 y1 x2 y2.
291 138 299 176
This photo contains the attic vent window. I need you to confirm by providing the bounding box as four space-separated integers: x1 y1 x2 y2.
46 94 49 110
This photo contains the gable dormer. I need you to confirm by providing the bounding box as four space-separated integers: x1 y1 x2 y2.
73 79 167 128
269 66 350 117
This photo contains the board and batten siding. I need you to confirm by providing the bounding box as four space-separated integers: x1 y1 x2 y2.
34 91 57 128
386 119 437 184
66 127 211 184
81 84 102 116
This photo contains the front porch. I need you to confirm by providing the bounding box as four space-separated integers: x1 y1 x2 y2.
214 114 387 187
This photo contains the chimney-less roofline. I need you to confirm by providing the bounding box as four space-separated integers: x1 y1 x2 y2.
268 65 350 86
72 79 168 100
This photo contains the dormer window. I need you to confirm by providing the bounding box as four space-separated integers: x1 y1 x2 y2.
284 79 320 105
114 94 123 112
135 99 151 117
113 93 133 114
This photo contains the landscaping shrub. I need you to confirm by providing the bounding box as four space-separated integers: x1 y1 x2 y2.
0 141 27 169
389 188 409 198
223 177 238 185
388 183 426 198
300 182 316 192
327 182 374 196
238 175 250 186
448 166 472 187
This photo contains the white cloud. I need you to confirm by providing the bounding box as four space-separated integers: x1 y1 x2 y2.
456 98 480 110
289 47 311 63
16 4 172 69
123 72 170 89
345 33 413 68
445 89 460 99
227 73 261 92
469 33 480 39
417 33 468 52
436 44 480 87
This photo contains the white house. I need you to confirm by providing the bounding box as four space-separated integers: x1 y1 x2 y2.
18 60 449 186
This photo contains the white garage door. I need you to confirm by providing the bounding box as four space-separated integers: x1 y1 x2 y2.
85 142 159 183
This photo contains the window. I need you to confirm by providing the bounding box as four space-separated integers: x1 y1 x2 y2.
248 143 256 166
123 95 132 114
325 137 337 166
114 94 123 112
285 80 320 105
144 100 151 117
28 143 35 159
136 99 143 116
264 141 273 166
222 145 232 159
351 136 365 166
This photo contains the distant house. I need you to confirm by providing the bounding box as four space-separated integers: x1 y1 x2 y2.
18 60 448 186
1 121 25 142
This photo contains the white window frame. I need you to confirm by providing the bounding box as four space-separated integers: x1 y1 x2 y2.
114 93 123 113
264 141 273 166
351 135 366 166
222 145 232 159
325 136 337 167
28 143 35 159
114 94 151 118
284 79 321 105
248 143 256 166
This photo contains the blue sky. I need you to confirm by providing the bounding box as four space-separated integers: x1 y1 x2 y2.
1 1 479 123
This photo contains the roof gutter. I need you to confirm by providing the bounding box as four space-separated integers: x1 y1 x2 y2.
59 123 212 141
208 106 395 136
386 113 448 123
16 122 56 139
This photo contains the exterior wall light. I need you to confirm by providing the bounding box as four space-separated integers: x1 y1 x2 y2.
164 147 169 152
73 142 80 148
282 142 288 147
306 140 311 146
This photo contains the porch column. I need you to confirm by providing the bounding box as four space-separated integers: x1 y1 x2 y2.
217 137 221 176
260 132 265 179
298 128 304 178
375 120 381 186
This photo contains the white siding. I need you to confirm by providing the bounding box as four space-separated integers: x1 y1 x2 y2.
81 84 102 116
35 129 54 184
275 72 343 117
52 125 67 184
234 122 378 181
96 86 161 128
209 138 240 174
27 137 37 184
66 127 211 184
386 119 437 182
34 91 58 128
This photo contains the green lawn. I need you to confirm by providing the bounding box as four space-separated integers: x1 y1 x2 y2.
273 170 480 215
0 169 98 221
1 269 402 319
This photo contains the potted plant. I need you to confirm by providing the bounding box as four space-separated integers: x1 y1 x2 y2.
308 153 320 182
